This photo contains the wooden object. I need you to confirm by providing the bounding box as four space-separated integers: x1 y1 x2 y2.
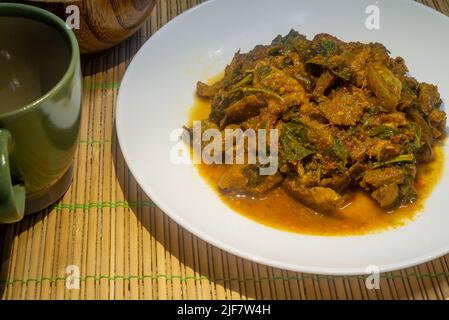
11 0 156 54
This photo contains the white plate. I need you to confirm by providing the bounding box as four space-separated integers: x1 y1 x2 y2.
116 0 449 275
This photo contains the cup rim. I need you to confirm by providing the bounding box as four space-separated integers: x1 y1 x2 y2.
0 3 80 120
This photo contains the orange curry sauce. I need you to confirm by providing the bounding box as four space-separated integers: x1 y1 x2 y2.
187 79 445 236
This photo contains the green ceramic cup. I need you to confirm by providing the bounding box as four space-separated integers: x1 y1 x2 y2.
0 4 82 223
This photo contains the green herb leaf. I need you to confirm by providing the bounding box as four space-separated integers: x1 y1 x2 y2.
267 45 282 56
325 139 349 163
256 65 272 78
282 121 308 141
230 87 284 101
270 29 310 56
280 122 314 162
243 165 260 187
233 73 253 89
402 82 415 96
319 40 338 55
372 154 415 169
368 125 396 139
306 57 352 81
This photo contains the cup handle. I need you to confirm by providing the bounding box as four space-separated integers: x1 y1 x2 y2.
0 129 25 223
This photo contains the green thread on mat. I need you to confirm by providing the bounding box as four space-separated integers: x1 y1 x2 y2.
52 200 154 212
79 139 112 145
83 82 120 90
2 272 449 286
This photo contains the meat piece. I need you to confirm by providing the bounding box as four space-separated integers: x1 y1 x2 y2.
418 83 441 114
218 165 283 195
367 43 390 65
372 183 399 209
196 81 223 98
241 109 277 131
361 167 406 188
319 89 367 126
367 62 402 111
366 112 408 128
389 57 408 78
223 46 269 85
365 138 401 161
221 95 267 127
218 165 248 191
348 138 367 162
319 174 351 192
255 65 307 114
347 45 371 87
301 117 333 150
254 64 305 95
244 166 284 194
429 108 446 138
283 178 344 213
296 163 320 187
363 165 416 209
313 70 336 96
299 101 323 120
349 162 369 179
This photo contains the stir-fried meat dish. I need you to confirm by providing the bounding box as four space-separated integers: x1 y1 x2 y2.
190 30 446 214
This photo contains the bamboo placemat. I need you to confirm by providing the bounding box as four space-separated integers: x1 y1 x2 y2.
1 0 449 300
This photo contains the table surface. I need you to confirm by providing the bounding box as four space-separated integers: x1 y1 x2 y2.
2 0 449 300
